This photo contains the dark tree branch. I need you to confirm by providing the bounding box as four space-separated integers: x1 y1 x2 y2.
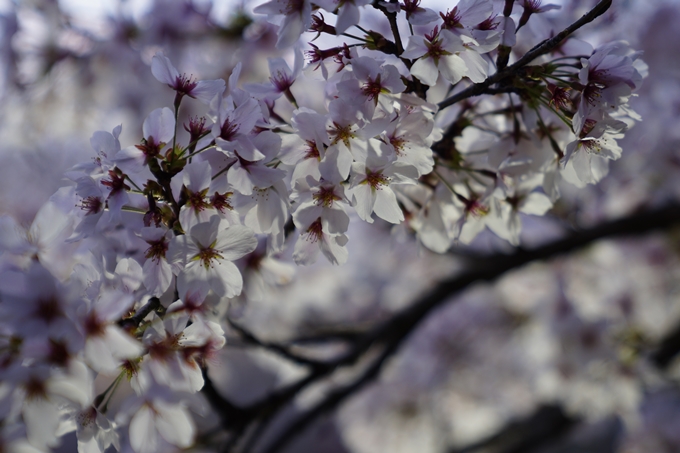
258 331 405 453
650 322 680 369
231 203 680 453
437 0 613 110
118 297 161 330
450 404 577 453
288 329 365 344
227 318 331 370
372 0 404 56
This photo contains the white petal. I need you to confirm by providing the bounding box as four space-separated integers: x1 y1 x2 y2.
143 107 175 145
208 259 244 298
189 216 221 249
143 259 173 297
320 233 349 265
335 3 360 34
438 54 468 85
192 79 226 104
155 401 195 448
215 225 258 261
520 192 553 216
374 188 404 224
151 53 179 86
130 405 159 453
410 57 439 87
401 36 429 59
293 233 321 265
348 184 376 223
24 399 61 449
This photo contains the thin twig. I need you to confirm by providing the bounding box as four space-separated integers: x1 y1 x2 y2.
227 318 332 369
118 297 161 330
438 0 613 110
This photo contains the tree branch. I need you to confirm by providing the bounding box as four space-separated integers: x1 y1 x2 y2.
118 297 161 330
240 202 680 453
227 318 331 370
437 0 613 110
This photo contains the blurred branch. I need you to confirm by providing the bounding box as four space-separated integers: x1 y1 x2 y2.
201 203 680 453
288 329 366 344
437 0 613 110
227 318 331 370
449 405 577 453
650 322 680 369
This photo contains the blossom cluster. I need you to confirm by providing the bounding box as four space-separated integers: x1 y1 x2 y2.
0 0 648 452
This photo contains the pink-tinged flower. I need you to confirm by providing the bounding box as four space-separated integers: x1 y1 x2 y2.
235 181 289 249
378 109 435 177
347 150 418 224
211 94 263 160
448 186 503 245
151 52 225 105
315 0 371 34
401 27 468 86
136 313 201 393
0 263 80 344
439 0 494 31
516 0 560 30
400 0 439 25
254 0 313 48
487 178 553 245
167 216 258 299
563 114 626 185
225 131 286 196
403 184 454 253
336 57 406 119
279 109 329 183
320 98 386 180
457 35 491 83
243 47 304 102
0 200 77 281
114 107 175 175
5 360 93 451
139 302 225 393
293 217 349 266
99 168 131 225
574 43 645 133
292 174 350 236
74 405 120 453
71 176 107 240
177 160 218 232
67 126 122 177
80 291 144 374
141 227 175 297
117 384 195 453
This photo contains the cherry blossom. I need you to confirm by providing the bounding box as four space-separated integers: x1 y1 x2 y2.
254 0 313 48
346 148 419 224
114 107 175 175
167 216 257 299
151 52 225 105
402 26 469 86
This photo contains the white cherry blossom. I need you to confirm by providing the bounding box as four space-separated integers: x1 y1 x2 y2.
167 216 257 299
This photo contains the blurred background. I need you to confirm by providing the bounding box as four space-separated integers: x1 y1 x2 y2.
2 0 680 452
